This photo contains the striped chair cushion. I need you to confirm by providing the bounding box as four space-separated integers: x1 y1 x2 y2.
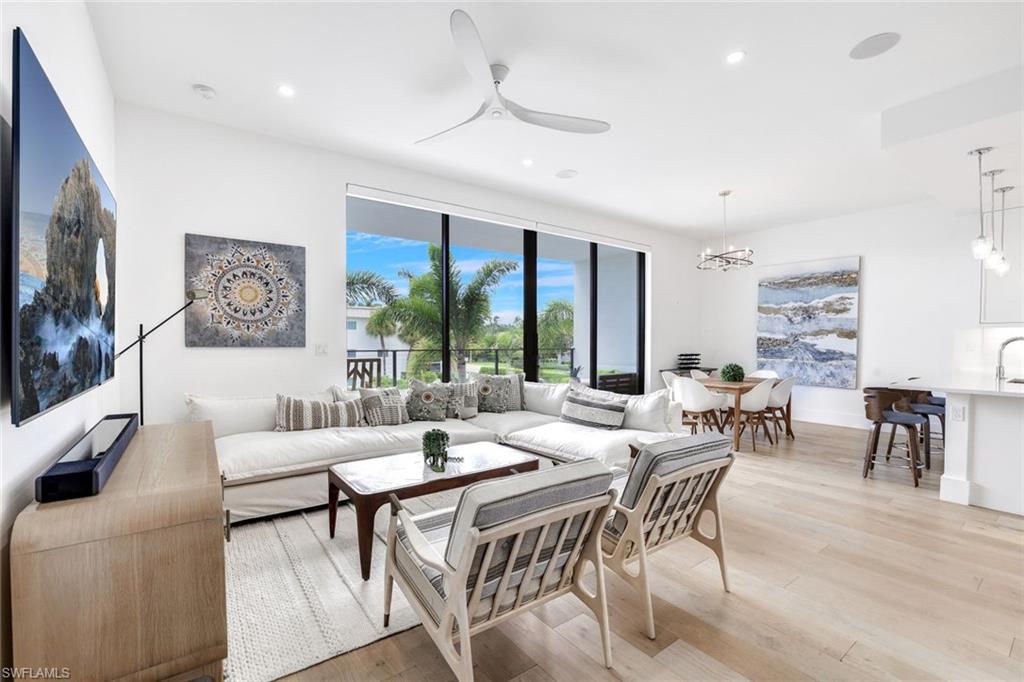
274 394 364 431
559 383 628 430
617 433 731 509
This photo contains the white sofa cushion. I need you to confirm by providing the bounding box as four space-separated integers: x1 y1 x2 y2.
623 389 680 432
503 421 680 470
217 418 497 484
185 390 333 438
522 382 569 416
465 411 558 438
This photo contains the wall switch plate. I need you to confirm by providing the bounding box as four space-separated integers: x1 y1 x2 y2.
315 344 328 357
951 406 966 422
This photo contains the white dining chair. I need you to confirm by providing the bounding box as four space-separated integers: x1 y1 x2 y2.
690 369 710 380
765 377 795 440
720 379 774 450
660 370 679 390
674 377 728 434
748 369 779 379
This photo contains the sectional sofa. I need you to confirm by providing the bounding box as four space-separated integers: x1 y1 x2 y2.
186 381 685 522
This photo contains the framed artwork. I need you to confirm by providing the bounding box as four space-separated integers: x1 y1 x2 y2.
184 234 306 347
12 29 117 425
756 256 860 389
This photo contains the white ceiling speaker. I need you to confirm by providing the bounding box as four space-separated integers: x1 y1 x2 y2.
191 83 217 100
415 9 611 144
849 33 901 60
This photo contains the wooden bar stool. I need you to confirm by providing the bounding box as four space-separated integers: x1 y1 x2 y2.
862 388 927 487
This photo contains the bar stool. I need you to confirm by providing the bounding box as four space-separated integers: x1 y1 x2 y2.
884 389 945 468
862 388 926 487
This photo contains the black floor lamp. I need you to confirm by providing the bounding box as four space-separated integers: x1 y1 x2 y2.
114 289 208 425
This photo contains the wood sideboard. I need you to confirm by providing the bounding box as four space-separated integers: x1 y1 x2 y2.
11 421 228 681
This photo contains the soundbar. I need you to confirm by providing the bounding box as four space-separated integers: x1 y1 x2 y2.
35 413 139 503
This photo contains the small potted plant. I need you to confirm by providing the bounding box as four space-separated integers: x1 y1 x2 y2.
422 428 450 472
720 363 745 382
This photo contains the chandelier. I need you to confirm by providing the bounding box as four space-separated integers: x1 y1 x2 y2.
697 190 753 271
969 146 1014 276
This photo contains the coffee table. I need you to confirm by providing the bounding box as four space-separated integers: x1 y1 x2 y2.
328 442 540 580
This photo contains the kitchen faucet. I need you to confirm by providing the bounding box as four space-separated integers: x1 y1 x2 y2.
996 336 1024 380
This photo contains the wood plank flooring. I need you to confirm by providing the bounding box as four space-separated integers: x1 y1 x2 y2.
284 421 1024 681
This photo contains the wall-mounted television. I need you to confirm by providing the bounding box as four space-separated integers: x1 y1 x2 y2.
11 28 117 426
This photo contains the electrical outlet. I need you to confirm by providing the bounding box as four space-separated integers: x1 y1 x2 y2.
315 344 328 357
951 406 966 422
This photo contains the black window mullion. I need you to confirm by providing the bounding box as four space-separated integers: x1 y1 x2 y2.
589 242 598 388
636 251 646 394
441 213 451 382
523 231 538 382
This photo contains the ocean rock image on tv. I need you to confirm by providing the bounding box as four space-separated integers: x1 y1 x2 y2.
755 256 860 389
14 30 117 424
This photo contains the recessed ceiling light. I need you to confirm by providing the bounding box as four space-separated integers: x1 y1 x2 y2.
849 32 900 60
191 83 217 100
522 158 534 167
276 83 296 98
555 169 578 179
725 51 746 65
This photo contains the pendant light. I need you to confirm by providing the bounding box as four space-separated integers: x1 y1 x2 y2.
697 190 753 271
994 185 1014 277
969 147 994 260
983 168 1005 270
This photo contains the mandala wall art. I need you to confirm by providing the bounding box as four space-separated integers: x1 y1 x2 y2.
184 234 306 347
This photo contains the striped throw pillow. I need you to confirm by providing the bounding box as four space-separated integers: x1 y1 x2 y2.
559 383 628 430
275 394 364 432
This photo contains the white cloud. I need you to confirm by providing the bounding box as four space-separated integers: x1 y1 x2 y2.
537 260 575 273
536 275 576 288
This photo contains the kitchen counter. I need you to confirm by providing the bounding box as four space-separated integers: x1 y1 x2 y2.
892 375 1023 516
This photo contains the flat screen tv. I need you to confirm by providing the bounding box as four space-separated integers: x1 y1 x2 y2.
11 28 117 426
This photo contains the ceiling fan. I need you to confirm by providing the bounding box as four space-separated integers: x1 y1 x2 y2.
415 9 611 144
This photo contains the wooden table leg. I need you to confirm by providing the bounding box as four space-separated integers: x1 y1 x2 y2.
732 392 742 452
354 495 384 581
328 481 340 539
784 396 795 439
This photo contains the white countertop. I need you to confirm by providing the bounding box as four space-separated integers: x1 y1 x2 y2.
891 373 1024 398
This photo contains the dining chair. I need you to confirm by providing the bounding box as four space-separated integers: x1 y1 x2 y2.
747 369 779 379
603 434 734 639
689 369 710 379
660 370 679 390
384 460 617 682
862 388 926 487
673 377 728 434
720 379 774 450
764 377 795 440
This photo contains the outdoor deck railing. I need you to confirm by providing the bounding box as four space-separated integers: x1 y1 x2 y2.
347 347 575 386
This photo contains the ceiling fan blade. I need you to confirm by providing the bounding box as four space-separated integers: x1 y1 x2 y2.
449 10 497 99
502 96 611 134
414 100 490 144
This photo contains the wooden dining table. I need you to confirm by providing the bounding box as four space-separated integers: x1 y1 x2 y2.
696 377 794 451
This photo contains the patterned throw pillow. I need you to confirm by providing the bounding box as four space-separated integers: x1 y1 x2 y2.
469 372 525 413
407 380 450 422
559 383 628 430
275 394 364 432
359 387 410 427
446 381 478 419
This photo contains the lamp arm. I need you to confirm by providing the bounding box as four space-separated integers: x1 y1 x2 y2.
114 300 195 360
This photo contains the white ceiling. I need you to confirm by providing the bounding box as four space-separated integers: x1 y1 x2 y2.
86 1 1023 235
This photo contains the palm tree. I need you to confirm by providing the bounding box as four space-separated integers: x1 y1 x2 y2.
538 299 574 359
346 270 398 306
385 244 518 380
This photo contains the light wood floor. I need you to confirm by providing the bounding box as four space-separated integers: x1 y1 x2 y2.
285 421 1024 682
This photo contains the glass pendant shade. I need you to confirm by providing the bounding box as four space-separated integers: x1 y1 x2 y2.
972 234 994 260
984 248 1003 270
994 254 1010 277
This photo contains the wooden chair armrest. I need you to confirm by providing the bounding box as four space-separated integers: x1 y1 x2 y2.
396 509 452 576
612 501 635 516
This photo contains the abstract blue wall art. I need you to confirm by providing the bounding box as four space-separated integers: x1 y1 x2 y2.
756 257 860 389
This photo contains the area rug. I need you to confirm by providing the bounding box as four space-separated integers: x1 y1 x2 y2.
224 490 460 682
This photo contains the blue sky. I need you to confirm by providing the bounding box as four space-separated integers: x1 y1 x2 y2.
346 231 576 323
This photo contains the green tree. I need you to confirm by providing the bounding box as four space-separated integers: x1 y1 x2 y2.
538 299 574 355
385 244 518 380
346 270 397 306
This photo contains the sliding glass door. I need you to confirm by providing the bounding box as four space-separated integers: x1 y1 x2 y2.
345 196 645 393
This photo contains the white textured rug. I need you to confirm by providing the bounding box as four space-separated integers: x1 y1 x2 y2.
224 490 459 682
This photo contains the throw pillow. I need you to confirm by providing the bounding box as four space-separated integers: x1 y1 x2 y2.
471 373 512 413
359 387 410 427
445 381 478 419
407 380 450 422
329 384 362 402
560 383 628 430
522 381 570 416
275 394 365 432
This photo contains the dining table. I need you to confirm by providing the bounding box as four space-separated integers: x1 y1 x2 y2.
696 377 794 451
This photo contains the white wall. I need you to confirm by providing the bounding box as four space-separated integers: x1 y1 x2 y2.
115 103 700 424
697 199 1011 428
0 1 120 665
